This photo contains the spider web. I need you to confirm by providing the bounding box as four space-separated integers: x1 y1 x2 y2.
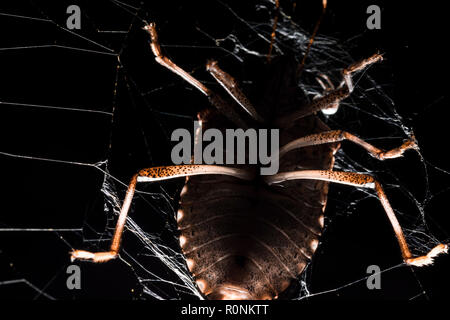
0 0 448 301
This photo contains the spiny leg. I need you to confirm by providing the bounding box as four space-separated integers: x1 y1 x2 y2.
264 170 448 266
279 130 418 160
276 53 383 127
143 23 247 128
206 60 264 123
71 165 254 263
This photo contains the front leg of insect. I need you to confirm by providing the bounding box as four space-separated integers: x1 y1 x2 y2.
314 74 339 115
275 53 383 127
143 23 249 128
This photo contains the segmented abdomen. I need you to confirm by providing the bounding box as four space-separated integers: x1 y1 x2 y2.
177 109 338 299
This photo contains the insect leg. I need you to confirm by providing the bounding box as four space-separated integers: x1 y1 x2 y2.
276 53 383 127
316 74 335 92
342 53 383 93
267 0 280 62
143 23 248 128
71 165 254 263
275 87 349 127
313 74 339 115
206 60 265 123
279 130 418 159
298 0 328 75
264 170 448 267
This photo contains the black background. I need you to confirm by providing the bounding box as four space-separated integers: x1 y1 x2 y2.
0 0 449 306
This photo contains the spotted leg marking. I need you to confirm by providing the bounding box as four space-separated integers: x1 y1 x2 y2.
342 53 384 93
264 170 448 267
314 74 339 115
279 130 418 160
143 23 247 128
206 60 265 123
276 53 383 127
71 165 254 263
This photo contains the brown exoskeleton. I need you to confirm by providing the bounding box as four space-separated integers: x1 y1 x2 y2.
71 6 448 300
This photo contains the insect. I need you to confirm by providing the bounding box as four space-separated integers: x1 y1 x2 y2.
70 3 448 300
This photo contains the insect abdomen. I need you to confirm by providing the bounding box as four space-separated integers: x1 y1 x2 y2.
177 109 338 300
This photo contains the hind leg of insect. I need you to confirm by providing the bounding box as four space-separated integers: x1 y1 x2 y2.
71 165 254 263
279 130 418 160
264 170 448 267
276 53 383 127
143 23 252 127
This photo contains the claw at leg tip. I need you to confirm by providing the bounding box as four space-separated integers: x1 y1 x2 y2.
70 250 94 262
405 244 448 267
70 250 118 263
